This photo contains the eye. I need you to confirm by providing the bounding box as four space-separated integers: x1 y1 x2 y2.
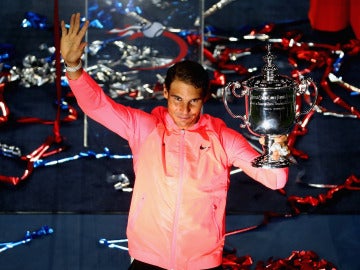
190 98 201 104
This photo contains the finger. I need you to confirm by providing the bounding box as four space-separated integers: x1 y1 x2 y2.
272 153 280 161
274 135 288 143
60 20 67 36
78 19 89 38
73 13 81 34
68 14 74 34
69 13 76 34
259 137 265 145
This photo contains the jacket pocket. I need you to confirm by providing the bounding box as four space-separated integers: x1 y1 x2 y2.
128 194 146 228
212 203 221 242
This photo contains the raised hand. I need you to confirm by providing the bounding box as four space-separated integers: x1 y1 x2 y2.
60 13 89 78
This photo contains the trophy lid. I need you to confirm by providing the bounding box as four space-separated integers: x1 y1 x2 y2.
243 44 295 89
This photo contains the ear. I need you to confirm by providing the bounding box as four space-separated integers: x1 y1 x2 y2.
163 85 169 99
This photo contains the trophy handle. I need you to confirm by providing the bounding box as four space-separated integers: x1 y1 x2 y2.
223 81 248 127
295 78 318 120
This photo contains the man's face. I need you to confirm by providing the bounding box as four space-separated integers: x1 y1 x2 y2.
164 79 204 130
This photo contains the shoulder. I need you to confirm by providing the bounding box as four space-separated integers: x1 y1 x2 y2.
201 114 250 148
201 114 241 139
200 113 227 131
150 106 167 123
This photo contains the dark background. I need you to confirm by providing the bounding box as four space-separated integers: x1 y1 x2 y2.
0 0 359 214
0 0 359 269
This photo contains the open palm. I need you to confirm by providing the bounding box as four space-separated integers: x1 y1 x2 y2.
60 13 89 65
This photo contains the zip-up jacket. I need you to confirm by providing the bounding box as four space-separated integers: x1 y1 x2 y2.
68 71 288 270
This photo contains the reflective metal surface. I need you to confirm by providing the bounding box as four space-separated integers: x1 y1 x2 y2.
223 45 318 168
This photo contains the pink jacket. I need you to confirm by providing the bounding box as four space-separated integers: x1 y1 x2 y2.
69 71 288 270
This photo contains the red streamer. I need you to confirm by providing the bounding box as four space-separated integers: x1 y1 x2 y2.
0 135 67 185
0 0 70 185
255 250 337 270
222 250 337 269
0 83 10 124
15 100 78 125
222 174 359 269
288 174 360 215
53 0 62 143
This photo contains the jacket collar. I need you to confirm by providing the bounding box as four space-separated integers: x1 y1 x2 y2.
152 106 211 141
158 107 206 132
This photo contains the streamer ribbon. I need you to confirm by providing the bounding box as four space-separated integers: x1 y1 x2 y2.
0 225 53 253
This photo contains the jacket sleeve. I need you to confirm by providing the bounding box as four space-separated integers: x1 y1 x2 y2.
67 71 156 147
221 127 288 190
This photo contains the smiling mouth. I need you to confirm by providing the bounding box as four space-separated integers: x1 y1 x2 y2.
177 115 191 120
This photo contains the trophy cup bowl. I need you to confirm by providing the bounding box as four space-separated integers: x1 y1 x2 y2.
223 45 318 168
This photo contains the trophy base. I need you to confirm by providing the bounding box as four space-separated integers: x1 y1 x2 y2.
251 155 290 168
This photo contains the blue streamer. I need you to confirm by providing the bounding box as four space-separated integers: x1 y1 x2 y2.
0 226 54 253
33 147 132 168
21 12 50 30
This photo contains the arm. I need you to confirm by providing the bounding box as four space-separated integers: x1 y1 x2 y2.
68 70 152 141
223 128 288 190
61 13 156 144
60 13 132 139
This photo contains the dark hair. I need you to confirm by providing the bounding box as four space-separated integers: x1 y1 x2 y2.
164 60 210 99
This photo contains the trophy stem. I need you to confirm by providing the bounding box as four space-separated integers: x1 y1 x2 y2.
251 135 291 168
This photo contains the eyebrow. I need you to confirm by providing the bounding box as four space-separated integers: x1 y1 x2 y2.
170 94 202 100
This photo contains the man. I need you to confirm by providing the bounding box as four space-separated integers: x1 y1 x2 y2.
61 13 288 270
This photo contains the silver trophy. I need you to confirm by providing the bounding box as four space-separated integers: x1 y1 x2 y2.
223 45 318 168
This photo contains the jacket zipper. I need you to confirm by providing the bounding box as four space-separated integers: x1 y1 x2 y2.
170 129 185 269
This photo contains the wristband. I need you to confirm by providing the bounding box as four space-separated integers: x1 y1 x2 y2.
64 60 82 72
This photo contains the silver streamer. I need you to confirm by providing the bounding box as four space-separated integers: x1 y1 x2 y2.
194 0 237 26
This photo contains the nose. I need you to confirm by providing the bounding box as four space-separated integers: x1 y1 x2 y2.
179 102 190 114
